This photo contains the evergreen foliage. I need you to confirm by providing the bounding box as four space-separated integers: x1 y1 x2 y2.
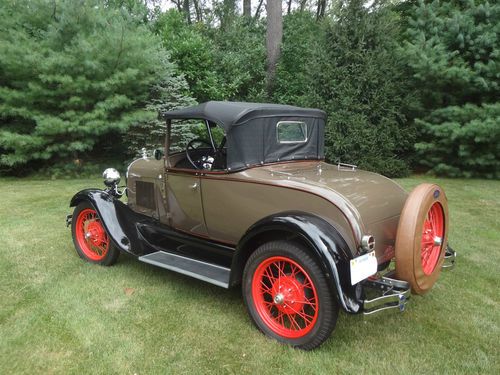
155 10 223 102
156 11 266 102
209 17 267 101
125 70 197 157
273 12 321 106
0 0 497 178
304 1 415 176
415 103 500 178
404 0 500 177
0 0 190 173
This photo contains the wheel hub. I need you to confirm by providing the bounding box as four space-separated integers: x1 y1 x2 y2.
433 236 442 246
85 221 106 247
271 276 306 314
273 293 284 305
420 202 445 275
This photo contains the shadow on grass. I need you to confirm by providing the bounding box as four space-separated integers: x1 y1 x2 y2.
101 248 416 352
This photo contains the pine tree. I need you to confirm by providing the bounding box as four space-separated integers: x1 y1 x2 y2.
306 0 415 177
403 0 500 177
125 62 197 156
0 0 193 174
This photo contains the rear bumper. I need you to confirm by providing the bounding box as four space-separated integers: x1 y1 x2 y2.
361 245 456 315
442 246 456 270
362 275 410 315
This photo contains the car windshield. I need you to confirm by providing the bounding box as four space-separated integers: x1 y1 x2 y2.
169 119 225 154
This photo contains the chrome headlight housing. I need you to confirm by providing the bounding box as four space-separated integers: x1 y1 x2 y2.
103 168 121 187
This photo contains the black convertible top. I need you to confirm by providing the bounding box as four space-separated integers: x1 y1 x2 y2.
164 101 326 171
163 101 326 132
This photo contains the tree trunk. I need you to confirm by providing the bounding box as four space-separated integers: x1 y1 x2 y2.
192 0 202 22
316 0 327 20
171 0 183 12
300 0 307 12
266 0 283 96
183 0 191 24
221 0 236 29
243 0 251 17
287 0 292 14
254 0 264 19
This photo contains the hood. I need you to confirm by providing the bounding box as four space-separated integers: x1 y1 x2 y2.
248 161 408 226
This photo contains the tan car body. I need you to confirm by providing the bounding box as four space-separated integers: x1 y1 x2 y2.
127 157 408 264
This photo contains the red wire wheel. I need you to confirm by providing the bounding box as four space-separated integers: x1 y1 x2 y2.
421 202 445 275
71 202 119 266
395 184 449 295
75 208 109 261
252 256 319 338
243 241 338 350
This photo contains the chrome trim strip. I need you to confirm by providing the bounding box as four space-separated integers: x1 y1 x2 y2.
337 162 357 171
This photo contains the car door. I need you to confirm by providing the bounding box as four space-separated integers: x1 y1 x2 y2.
163 171 208 237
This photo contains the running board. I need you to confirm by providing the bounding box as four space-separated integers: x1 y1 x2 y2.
138 251 230 288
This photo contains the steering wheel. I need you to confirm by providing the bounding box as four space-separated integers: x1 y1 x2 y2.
185 138 215 170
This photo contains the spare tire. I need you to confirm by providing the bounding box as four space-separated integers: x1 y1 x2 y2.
395 183 449 295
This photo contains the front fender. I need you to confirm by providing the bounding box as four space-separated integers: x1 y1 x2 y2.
70 189 145 255
232 212 361 313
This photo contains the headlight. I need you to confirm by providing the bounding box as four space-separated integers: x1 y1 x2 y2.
103 168 121 187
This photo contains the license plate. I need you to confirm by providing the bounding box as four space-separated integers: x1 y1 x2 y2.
350 251 377 285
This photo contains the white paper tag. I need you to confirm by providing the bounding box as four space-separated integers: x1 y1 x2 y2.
350 251 377 285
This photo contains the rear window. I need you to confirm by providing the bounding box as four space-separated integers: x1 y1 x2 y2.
277 121 308 143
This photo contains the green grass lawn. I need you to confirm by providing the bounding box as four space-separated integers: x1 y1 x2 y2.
0 176 499 374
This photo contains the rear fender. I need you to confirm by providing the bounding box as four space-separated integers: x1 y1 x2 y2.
232 212 362 313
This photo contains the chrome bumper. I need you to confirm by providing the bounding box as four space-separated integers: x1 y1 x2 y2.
442 246 456 270
362 244 456 315
362 276 411 316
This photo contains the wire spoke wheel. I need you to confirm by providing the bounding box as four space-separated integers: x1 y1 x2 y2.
252 256 319 338
421 202 445 275
243 240 338 350
71 202 118 266
75 208 110 261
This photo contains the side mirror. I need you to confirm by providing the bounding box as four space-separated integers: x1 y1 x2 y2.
153 148 164 160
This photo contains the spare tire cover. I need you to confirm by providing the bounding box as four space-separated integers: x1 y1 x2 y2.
395 183 449 295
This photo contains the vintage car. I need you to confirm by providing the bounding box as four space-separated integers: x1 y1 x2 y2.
67 101 456 350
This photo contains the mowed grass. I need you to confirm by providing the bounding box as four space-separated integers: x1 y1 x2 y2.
0 176 499 374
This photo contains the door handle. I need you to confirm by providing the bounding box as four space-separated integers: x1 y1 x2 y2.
190 182 198 190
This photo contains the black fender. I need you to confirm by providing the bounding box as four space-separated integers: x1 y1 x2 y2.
70 189 236 263
231 212 362 313
70 189 148 256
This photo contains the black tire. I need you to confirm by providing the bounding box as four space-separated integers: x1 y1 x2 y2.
242 240 338 350
71 201 119 266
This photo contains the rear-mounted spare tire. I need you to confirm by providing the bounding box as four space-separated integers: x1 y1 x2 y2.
395 183 449 295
